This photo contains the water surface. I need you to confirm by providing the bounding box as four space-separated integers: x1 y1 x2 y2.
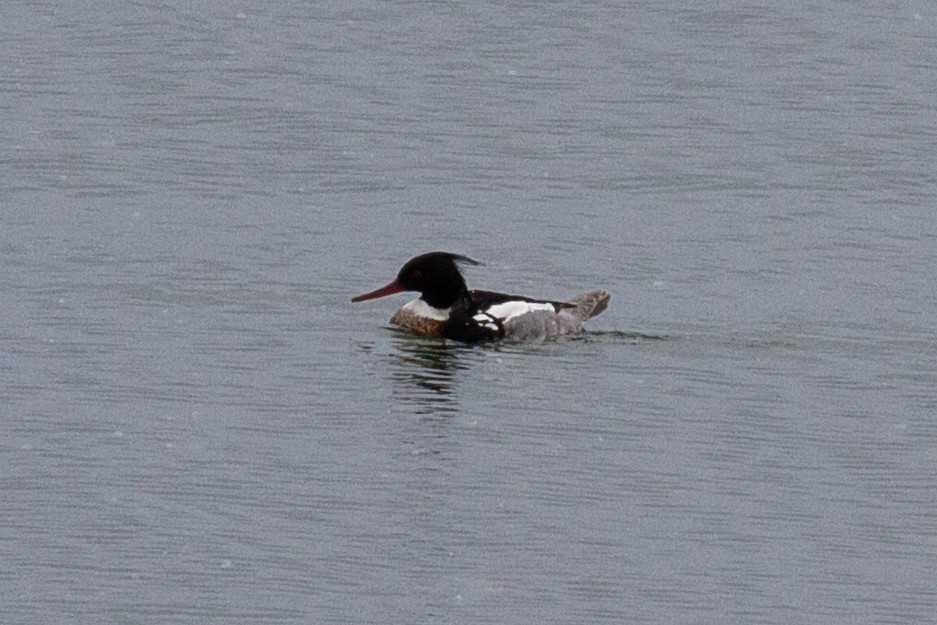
2 1 936 623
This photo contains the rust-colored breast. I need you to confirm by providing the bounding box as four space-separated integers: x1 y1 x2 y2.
389 308 445 338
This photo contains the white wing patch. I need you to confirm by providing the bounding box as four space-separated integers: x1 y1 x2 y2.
472 312 502 332
484 301 555 322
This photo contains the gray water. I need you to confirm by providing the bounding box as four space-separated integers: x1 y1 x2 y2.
3 1 937 623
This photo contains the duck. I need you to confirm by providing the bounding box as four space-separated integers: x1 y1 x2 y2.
352 251 609 342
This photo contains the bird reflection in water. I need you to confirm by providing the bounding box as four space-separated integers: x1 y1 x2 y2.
388 332 470 415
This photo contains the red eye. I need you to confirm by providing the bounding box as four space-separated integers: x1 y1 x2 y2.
412 270 422 280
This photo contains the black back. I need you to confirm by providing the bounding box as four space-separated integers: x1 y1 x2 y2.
439 290 573 342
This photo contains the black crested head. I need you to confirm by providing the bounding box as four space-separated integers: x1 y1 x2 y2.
396 251 481 308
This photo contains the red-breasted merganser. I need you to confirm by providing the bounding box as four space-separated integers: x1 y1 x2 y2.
351 251 610 342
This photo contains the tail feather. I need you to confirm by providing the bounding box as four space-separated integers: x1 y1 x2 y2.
564 290 610 321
